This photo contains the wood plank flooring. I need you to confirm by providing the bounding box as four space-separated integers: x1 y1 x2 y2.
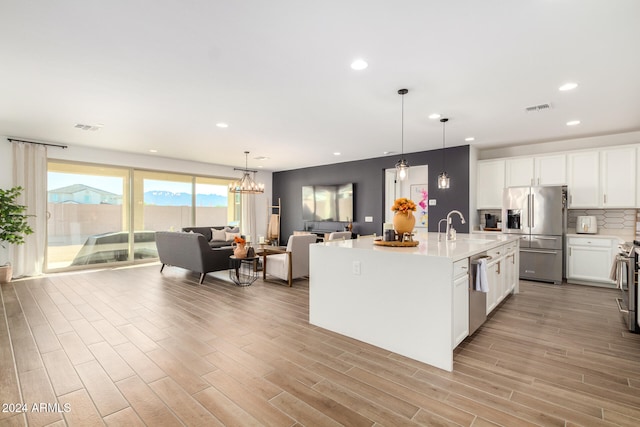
1 263 640 426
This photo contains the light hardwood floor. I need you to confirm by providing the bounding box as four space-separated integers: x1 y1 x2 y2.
2 263 640 426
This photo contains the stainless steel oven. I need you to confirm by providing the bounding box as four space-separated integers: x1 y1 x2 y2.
614 242 639 333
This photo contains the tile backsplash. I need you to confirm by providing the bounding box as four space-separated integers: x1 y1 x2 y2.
568 209 636 232
479 208 638 237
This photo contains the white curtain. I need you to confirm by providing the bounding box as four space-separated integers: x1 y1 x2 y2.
12 142 47 277
241 194 256 244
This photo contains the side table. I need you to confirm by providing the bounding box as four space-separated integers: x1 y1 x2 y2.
229 256 259 286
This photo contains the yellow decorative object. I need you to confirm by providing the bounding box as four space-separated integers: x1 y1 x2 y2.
392 211 416 236
234 243 247 259
391 197 417 235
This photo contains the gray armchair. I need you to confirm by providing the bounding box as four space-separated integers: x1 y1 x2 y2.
155 231 233 284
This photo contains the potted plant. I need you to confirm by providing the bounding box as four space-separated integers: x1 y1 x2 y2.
0 186 34 283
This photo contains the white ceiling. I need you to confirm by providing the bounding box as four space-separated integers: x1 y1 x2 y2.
1 0 639 172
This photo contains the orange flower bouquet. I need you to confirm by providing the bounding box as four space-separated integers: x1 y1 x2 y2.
234 235 246 245
391 197 417 213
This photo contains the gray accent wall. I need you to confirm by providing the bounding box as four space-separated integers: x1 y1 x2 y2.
272 145 470 244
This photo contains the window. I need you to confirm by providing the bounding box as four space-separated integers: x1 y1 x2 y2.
47 161 237 272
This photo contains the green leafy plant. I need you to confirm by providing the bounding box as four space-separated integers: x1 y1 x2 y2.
0 186 34 249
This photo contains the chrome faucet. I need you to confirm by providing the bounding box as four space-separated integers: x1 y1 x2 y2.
445 210 466 241
437 218 448 242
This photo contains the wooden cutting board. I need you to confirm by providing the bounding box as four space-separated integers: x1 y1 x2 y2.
373 240 419 247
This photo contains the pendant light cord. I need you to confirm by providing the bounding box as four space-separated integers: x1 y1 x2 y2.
442 120 445 171
401 93 404 159
440 118 448 171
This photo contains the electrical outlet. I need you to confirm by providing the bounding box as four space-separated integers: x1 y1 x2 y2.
352 261 361 275
429 199 437 206
365 216 373 222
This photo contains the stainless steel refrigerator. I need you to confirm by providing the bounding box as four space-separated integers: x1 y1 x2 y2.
502 185 567 284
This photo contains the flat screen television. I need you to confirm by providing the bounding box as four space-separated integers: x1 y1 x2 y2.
302 183 353 222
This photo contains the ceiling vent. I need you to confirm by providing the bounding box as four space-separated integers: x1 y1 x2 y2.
74 123 103 131
525 103 552 113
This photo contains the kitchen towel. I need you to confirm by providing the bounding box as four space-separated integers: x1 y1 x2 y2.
476 258 489 293
610 255 626 290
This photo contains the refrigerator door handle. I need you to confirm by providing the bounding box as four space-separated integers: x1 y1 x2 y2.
526 194 530 228
530 194 534 229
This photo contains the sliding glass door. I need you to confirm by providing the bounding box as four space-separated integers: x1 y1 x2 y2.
195 176 238 227
47 161 239 272
47 162 130 270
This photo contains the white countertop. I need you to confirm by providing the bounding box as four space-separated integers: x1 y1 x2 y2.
319 232 519 262
566 233 626 243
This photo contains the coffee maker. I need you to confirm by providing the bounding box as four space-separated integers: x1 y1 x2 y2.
485 213 498 229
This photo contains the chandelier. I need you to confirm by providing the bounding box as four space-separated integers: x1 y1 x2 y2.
229 151 264 194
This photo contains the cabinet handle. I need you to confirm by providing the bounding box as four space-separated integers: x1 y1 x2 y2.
460 266 468 270
569 247 572 256
497 261 501 275
604 194 607 204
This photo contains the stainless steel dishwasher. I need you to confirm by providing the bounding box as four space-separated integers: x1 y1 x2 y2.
469 253 489 335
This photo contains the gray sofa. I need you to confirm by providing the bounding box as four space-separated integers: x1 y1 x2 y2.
155 231 233 284
181 226 240 248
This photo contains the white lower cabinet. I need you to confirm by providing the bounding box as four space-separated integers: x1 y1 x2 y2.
485 257 503 314
566 236 617 286
505 243 518 293
485 242 518 316
452 259 469 348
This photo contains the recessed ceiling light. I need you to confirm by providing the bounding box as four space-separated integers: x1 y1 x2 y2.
465 137 475 142
559 82 578 91
428 113 441 120
566 120 581 126
333 152 341 156
383 151 394 155
350 59 368 70
149 149 158 153
216 123 229 128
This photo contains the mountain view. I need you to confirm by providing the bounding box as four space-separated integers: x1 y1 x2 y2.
144 191 228 207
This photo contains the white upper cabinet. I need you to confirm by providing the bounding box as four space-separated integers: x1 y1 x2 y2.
567 151 600 208
505 154 567 187
535 154 567 186
477 159 505 209
601 147 636 208
505 158 534 187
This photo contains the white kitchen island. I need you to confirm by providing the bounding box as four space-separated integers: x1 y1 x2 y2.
309 232 520 372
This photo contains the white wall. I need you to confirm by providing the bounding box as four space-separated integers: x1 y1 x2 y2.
468 145 479 230
479 130 640 160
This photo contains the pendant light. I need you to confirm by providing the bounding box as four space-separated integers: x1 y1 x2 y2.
438 118 450 189
395 88 409 181
229 151 265 194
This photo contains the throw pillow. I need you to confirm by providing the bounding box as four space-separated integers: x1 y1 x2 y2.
211 229 227 242
225 232 241 242
225 226 240 233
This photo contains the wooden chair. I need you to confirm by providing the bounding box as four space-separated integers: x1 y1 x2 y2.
262 234 317 286
327 231 352 241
